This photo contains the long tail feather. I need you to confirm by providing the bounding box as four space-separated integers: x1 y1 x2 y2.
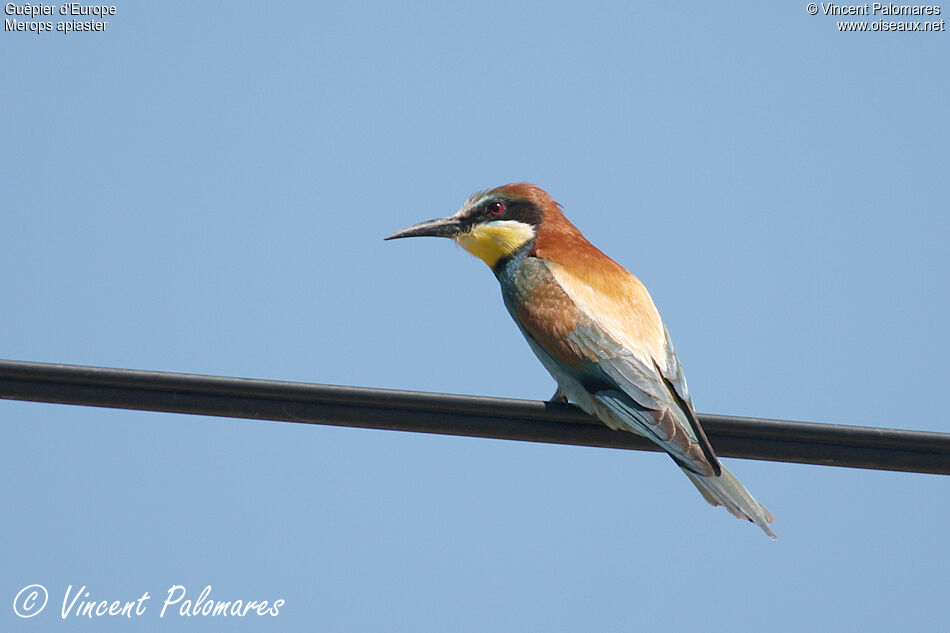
682 466 777 540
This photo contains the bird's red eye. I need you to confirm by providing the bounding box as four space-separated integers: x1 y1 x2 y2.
488 201 504 215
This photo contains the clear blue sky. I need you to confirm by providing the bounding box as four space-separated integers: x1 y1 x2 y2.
2 2 948 631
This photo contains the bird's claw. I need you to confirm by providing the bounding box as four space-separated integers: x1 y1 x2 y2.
547 387 569 404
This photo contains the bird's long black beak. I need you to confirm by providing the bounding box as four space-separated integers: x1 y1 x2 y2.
384 216 463 240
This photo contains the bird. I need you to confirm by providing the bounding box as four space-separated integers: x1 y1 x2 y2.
385 183 776 539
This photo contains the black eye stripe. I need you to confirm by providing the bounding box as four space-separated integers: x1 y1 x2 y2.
471 198 544 227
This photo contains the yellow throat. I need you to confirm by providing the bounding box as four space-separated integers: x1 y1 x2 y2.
454 220 535 268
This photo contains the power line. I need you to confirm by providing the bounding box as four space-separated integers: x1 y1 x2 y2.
1 358 948 475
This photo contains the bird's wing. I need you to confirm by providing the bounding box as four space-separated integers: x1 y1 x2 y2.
657 323 722 475
569 326 722 476
517 259 721 476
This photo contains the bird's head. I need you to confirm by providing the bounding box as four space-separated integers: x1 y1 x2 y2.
385 183 557 270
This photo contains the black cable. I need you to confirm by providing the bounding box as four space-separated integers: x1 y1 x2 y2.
0 359 947 475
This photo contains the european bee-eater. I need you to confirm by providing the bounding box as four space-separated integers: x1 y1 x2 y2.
385 183 776 539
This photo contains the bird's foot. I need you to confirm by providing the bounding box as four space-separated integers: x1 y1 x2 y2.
547 387 569 404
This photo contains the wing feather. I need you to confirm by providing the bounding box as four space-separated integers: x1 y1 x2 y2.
520 259 721 476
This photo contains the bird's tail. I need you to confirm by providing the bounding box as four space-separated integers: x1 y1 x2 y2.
682 465 777 540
